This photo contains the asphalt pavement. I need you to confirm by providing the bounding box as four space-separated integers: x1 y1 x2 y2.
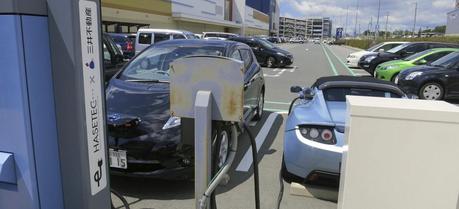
110 43 363 209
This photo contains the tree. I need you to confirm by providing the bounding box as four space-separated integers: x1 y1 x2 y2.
433 25 446 34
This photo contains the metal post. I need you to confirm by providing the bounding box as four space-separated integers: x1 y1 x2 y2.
195 91 213 209
375 0 381 39
354 0 359 37
385 12 389 39
412 2 418 37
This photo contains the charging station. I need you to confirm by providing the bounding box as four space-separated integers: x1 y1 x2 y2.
0 0 110 208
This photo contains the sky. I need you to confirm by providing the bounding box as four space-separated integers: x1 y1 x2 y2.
279 0 457 34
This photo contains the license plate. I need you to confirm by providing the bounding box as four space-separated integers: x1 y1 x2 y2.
109 149 127 169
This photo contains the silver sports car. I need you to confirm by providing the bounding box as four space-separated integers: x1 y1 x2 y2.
282 76 406 187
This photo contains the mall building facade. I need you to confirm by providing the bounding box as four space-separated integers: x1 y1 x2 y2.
101 0 278 36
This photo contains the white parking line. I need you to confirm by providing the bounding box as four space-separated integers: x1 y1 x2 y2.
236 113 279 172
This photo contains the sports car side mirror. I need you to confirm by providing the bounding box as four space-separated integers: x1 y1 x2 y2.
290 86 302 93
302 88 314 99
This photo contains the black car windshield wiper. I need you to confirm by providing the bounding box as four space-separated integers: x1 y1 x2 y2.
124 79 169 83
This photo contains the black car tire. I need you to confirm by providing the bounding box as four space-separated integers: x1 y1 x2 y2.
391 73 399 83
253 89 265 121
266 57 277 68
281 156 303 184
212 123 232 171
419 82 444 100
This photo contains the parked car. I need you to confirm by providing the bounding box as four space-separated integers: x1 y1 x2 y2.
202 32 238 40
135 29 196 54
282 76 406 187
375 48 459 82
359 42 459 76
313 38 321 44
289 37 305 44
267 37 282 44
228 37 294 68
105 39 265 179
103 33 127 82
346 42 407 68
108 33 136 59
396 51 459 100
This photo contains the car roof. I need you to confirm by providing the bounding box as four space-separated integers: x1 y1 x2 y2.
313 76 405 96
153 39 240 49
137 28 194 34
203 32 238 35
429 48 459 52
381 41 409 44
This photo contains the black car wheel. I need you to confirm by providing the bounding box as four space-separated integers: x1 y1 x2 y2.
266 57 276 68
212 124 231 170
253 89 265 121
391 73 399 83
419 82 444 100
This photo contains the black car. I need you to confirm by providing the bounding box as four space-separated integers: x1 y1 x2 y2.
103 34 127 82
229 37 293 68
267 37 281 43
397 51 459 100
359 42 459 76
105 39 265 179
108 33 136 59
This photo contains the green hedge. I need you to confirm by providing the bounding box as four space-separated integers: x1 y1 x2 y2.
345 36 459 50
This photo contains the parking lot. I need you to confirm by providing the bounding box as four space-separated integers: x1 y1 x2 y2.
110 43 362 209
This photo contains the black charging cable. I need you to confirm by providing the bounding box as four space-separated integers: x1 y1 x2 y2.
111 188 130 209
243 123 261 209
275 168 284 209
288 97 300 115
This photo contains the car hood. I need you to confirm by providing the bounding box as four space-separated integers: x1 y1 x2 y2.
274 47 292 56
106 79 171 135
399 65 443 77
350 50 370 57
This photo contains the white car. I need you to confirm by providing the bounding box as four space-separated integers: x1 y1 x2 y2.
346 42 408 68
135 28 196 54
202 32 238 40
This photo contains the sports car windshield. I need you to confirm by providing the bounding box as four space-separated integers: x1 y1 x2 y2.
120 45 225 81
324 88 402 102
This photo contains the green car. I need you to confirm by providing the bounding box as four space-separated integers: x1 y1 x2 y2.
375 48 459 82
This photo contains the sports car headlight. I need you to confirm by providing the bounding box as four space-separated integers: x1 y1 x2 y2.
298 125 336 145
162 116 181 130
364 55 377 62
405 72 423 80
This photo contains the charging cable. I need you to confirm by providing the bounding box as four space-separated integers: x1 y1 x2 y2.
243 123 261 209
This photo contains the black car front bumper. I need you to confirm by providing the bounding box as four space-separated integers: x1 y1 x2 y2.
397 79 422 97
279 55 294 66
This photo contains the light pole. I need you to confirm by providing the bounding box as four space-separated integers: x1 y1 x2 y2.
385 12 389 39
375 0 381 39
345 6 349 37
412 2 418 37
354 0 359 37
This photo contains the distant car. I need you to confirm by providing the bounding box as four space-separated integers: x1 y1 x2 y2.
135 29 196 54
346 42 407 68
108 33 136 59
267 37 281 43
358 42 459 76
396 51 459 100
375 48 459 82
202 32 238 40
313 39 321 44
103 33 127 82
105 39 265 179
229 37 294 68
282 76 406 187
289 37 305 44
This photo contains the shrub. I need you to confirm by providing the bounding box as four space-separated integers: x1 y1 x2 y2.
345 36 459 49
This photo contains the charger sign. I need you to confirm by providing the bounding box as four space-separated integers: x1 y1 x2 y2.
79 0 107 195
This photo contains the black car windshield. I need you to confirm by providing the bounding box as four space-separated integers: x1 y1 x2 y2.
258 39 275 49
324 87 402 102
367 43 385 52
430 51 459 68
387 43 410 53
120 45 225 81
403 49 434 61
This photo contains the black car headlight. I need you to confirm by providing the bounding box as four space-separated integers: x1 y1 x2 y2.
298 125 336 145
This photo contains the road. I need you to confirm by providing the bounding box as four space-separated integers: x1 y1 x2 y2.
110 43 364 209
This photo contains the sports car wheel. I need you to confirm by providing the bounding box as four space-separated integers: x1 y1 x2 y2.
212 124 231 170
419 82 444 100
281 156 303 183
266 57 276 68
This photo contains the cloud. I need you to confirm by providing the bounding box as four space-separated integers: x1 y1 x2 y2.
280 0 456 32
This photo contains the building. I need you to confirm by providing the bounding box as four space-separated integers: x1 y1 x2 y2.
269 0 280 36
306 17 332 39
101 0 270 36
446 0 459 36
279 17 306 38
